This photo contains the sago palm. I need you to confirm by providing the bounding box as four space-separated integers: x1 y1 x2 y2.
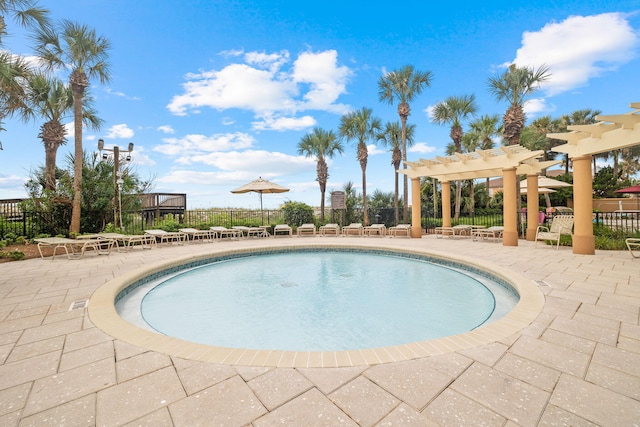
339 107 381 225
487 63 550 145
378 65 432 222
376 121 415 224
34 20 111 233
297 127 344 222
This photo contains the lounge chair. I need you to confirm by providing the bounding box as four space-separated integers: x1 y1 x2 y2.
210 226 241 240
179 228 215 242
144 229 187 245
364 223 386 237
319 223 341 236
535 215 574 249
388 224 411 237
35 236 112 260
273 224 293 237
77 232 154 252
472 226 504 242
297 223 316 237
626 238 640 258
342 223 364 236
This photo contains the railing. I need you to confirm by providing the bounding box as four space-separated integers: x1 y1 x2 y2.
4 207 637 239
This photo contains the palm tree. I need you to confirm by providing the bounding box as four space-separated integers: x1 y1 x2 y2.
34 20 111 234
339 107 382 225
487 63 550 145
469 114 501 205
560 109 601 175
376 121 415 224
431 94 478 219
378 65 433 222
0 1 50 147
27 74 103 191
297 127 344 222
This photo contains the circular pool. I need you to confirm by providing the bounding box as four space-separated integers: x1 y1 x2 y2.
89 244 545 367
117 250 518 351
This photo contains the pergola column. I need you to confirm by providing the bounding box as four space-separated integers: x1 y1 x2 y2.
410 177 422 237
502 167 518 246
441 181 451 228
526 174 539 241
572 155 595 255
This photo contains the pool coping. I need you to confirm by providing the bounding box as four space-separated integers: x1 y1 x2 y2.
88 242 545 368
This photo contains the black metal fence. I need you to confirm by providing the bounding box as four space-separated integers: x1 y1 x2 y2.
4 201 636 240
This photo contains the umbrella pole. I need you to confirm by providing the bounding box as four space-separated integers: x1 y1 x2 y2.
260 192 264 225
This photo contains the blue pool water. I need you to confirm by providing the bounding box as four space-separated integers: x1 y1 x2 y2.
117 250 518 352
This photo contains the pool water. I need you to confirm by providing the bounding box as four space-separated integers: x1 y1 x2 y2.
117 251 518 352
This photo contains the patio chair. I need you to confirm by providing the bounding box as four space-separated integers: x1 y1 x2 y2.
535 215 574 249
297 223 316 237
144 229 187 245
472 226 504 242
626 238 640 258
364 223 386 237
35 237 112 260
319 223 341 236
342 223 364 236
179 228 215 243
273 224 293 237
388 224 411 237
210 226 241 240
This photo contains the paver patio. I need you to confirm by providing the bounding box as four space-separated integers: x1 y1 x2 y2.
1 235 638 426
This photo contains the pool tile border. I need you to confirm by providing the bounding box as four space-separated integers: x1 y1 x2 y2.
89 243 545 368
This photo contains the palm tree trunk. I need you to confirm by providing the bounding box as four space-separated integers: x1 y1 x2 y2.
70 86 84 234
400 115 408 223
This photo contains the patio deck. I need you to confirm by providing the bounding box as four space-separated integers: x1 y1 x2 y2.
0 236 638 426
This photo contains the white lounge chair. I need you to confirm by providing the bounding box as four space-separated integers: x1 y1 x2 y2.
210 226 241 240
179 228 215 242
35 237 112 260
297 223 316 237
273 224 293 237
535 215 574 249
319 223 341 236
364 223 386 237
388 224 411 237
626 238 640 258
342 223 364 236
144 229 187 245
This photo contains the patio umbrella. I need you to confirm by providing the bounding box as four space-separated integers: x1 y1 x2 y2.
615 184 640 211
521 176 572 209
231 177 289 224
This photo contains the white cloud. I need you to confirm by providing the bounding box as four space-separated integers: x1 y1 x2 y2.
153 132 255 156
523 98 549 117
167 49 352 123
251 115 317 131
105 124 135 139
367 144 386 155
512 13 639 96
409 142 437 154
157 125 175 134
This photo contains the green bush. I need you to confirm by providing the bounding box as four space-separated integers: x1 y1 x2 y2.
281 201 314 227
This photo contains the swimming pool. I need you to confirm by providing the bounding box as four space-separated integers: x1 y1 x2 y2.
117 250 518 351
90 243 544 367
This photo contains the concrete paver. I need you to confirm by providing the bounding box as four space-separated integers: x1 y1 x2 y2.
0 236 639 425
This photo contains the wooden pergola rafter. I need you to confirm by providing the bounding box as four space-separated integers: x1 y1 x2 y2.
548 102 640 255
399 145 561 245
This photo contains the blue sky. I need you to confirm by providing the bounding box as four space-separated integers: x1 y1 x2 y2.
1 1 639 209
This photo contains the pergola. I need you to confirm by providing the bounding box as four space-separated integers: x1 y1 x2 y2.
399 145 560 246
549 102 640 254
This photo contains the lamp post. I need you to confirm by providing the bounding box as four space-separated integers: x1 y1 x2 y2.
98 139 134 230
